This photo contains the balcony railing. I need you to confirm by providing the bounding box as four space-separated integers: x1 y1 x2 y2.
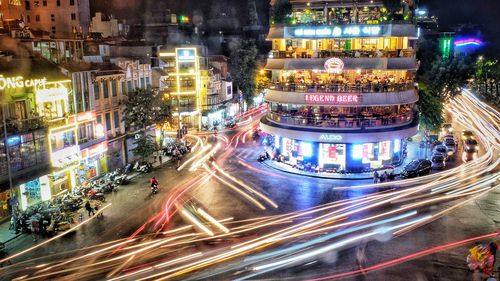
266 111 415 130
270 82 414 93
0 116 46 136
270 49 414 59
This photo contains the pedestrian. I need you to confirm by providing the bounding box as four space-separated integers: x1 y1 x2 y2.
79 213 84 223
159 155 163 164
355 243 367 273
30 220 39 242
85 201 94 217
373 171 379 183
383 171 389 182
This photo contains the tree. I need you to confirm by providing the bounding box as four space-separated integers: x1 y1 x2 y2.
255 70 270 95
132 134 157 161
424 55 475 100
417 84 444 131
271 0 292 25
229 38 259 107
473 58 500 107
122 89 171 131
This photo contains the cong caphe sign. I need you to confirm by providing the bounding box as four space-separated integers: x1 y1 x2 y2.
304 94 360 104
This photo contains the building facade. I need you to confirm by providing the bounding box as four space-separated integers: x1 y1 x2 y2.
261 0 419 172
0 0 90 38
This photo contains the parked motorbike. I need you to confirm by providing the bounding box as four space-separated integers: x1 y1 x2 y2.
134 161 152 173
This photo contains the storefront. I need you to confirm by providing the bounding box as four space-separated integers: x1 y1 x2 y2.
77 143 108 185
274 136 405 172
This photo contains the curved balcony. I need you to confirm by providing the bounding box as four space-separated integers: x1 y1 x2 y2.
265 57 418 71
266 110 415 131
270 82 414 93
270 49 414 59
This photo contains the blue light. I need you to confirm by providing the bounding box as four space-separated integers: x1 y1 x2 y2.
352 144 363 159
274 136 280 149
7 136 20 145
394 139 401 153
300 142 313 157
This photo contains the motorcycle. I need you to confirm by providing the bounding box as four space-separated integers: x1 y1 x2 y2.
114 173 129 185
134 161 152 173
151 183 159 195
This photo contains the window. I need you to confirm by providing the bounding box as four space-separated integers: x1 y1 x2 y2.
140 78 145 89
51 14 55 21
42 0 46 5
105 113 111 132
51 26 56 34
127 81 133 93
94 83 100 100
102 81 109 98
71 13 76 20
111 80 117 97
96 115 102 125
113 111 120 129
121 81 126 94
34 0 39 7
26 14 30 23
35 14 40 21
56 0 59 6
25 0 30 10
69 0 74 5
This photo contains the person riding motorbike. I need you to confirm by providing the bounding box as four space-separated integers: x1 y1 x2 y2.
150 177 159 193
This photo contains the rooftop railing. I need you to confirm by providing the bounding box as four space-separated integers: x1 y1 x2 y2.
270 49 414 59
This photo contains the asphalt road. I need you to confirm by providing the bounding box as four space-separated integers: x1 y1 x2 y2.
0 91 498 281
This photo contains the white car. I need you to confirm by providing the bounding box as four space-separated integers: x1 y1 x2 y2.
432 145 449 161
442 137 457 155
431 154 446 170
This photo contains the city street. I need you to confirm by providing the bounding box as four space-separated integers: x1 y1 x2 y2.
0 90 497 281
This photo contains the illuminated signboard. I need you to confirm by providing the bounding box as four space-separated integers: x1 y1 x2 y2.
0 75 47 90
319 134 343 142
291 25 382 38
324 58 344 73
176 48 196 61
51 145 81 168
304 94 360 104
35 86 69 103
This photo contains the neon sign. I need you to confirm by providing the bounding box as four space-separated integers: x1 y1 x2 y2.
454 38 483 47
292 25 382 38
0 75 46 90
324 58 344 73
304 94 360 104
51 145 81 168
319 134 342 142
176 49 196 61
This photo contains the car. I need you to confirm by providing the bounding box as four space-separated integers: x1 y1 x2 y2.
441 123 453 135
462 151 478 162
401 159 432 178
442 137 457 155
462 130 474 140
431 154 446 170
432 145 449 160
464 139 479 153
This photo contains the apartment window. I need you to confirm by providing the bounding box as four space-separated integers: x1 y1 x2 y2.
111 80 117 97
127 81 132 93
35 14 40 21
25 0 30 10
121 81 126 94
51 14 55 22
69 0 74 5
105 113 111 132
71 13 76 20
56 0 60 6
42 0 46 6
113 111 120 129
51 26 56 34
26 14 30 23
94 83 100 100
140 78 145 89
96 115 102 126
34 0 39 7
102 81 109 98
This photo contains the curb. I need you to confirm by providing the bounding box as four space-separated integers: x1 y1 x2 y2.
260 161 373 180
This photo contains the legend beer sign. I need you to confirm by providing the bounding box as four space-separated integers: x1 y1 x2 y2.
304 94 360 104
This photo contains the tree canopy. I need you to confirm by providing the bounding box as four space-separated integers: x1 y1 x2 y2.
229 38 259 106
271 0 292 25
122 89 171 132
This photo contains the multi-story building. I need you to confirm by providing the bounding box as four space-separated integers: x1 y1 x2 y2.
0 0 90 38
158 45 210 130
261 0 419 172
